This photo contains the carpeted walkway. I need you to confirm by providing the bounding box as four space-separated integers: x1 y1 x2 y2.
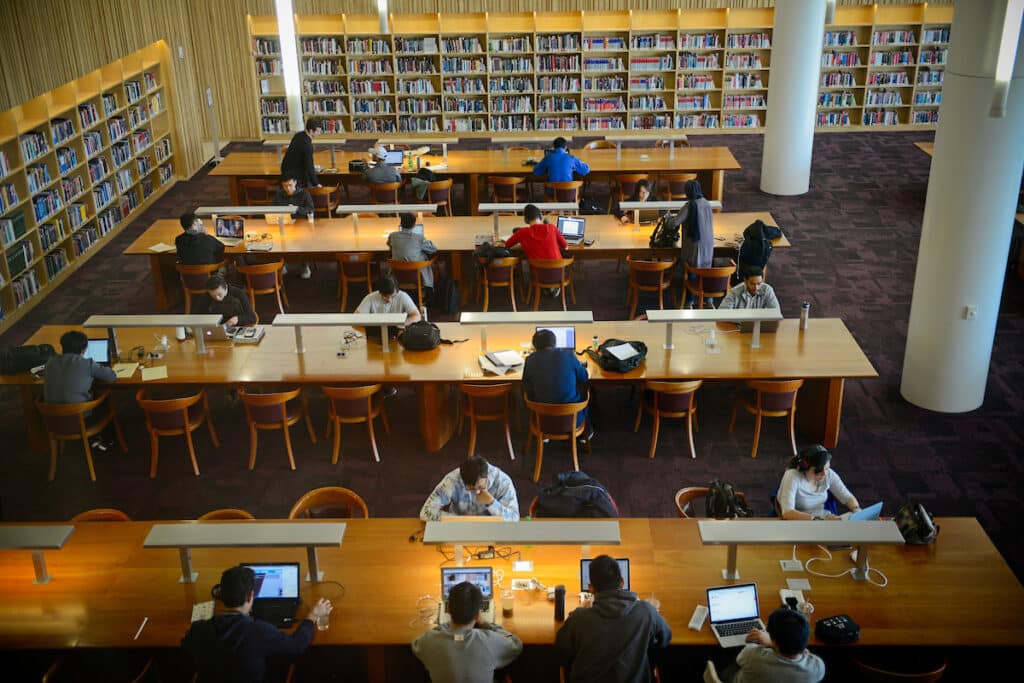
2 132 1022 583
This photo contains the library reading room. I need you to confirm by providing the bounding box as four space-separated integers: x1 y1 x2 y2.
0 0 1022 681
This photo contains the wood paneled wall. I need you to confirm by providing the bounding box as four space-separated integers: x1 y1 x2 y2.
0 0 953 177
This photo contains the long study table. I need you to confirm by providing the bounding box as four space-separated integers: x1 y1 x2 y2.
8 319 874 454
0 518 1019 658
210 146 742 214
125 213 787 310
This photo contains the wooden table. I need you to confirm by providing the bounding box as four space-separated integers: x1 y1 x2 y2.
125 213 787 311
914 141 934 156
209 147 742 214
0 518 1019 655
8 319 874 454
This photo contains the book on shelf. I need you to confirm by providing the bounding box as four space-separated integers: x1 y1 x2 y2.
102 93 119 116
537 116 580 131
442 37 483 53
346 38 391 54
538 76 580 93
583 75 625 91
19 131 49 163
630 95 667 110
821 51 861 67
679 33 721 49
61 175 86 202
865 90 903 106
78 103 99 128
862 109 901 125
679 52 720 69
584 116 625 130
823 31 857 47
32 189 62 222
67 203 88 228
72 225 99 256
630 34 675 50
871 30 916 45
818 91 856 107
6 239 34 276
867 71 910 86
0 182 19 212
399 98 441 114
726 32 771 49
723 113 761 128
108 117 127 141
912 109 939 124
678 74 716 90
399 116 441 133
817 111 851 127
350 80 391 94
583 36 626 51
26 163 52 195
444 97 486 113
869 50 915 66
538 96 579 113
724 53 763 69
301 37 343 54
351 118 398 133
584 96 625 112
253 38 280 55
537 34 580 51
0 211 27 247
348 58 393 74
821 71 857 87
395 36 438 54
488 37 532 53
397 78 435 94
158 163 173 183
39 218 67 251
125 80 143 103
144 71 158 90
261 118 290 134
583 57 624 71
918 49 948 65
442 77 486 93
396 57 438 74
538 55 580 71
111 141 132 168
44 249 68 279
0 150 9 177
50 118 75 146
302 58 343 76
629 56 674 72
489 77 533 93
12 270 40 306
56 147 78 174
155 138 172 163
922 27 950 44
677 94 712 110
629 114 672 129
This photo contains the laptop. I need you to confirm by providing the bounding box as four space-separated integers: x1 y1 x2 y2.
536 325 576 351
706 583 765 648
411 224 424 235
557 215 586 245
437 566 495 626
84 338 111 366
242 562 302 627
203 326 232 342
843 501 883 521
215 217 245 246
738 320 781 333
384 149 405 166
580 558 630 593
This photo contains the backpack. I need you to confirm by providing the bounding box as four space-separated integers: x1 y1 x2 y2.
585 338 648 374
705 479 753 519
398 321 441 350
432 278 461 315
534 471 619 518
648 213 682 248
578 197 604 215
894 501 939 545
0 344 56 375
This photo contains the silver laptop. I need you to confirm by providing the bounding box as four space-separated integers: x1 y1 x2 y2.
843 501 883 521
203 326 232 342
437 566 495 625
536 325 576 351
580 558 630 592
557 215 586 245
215 217 245 246
707 583 765 648
85 338 111 366
243 562 302 628
384 149 405 166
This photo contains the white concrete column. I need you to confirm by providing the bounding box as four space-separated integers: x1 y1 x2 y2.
759 0 827 195
901 0 1024 412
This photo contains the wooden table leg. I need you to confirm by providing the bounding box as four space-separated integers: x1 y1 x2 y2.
151 255 170 311
796 378 844 448
708 170 725 209
468 174 480 215
418 382 459 451
22 385 47 455
228 177 242 206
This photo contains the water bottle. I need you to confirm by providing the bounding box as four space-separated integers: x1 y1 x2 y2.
591 335 599 351
800 302 810 330
420 305 428 322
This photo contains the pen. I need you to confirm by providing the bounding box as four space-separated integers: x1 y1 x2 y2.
133 617 149 640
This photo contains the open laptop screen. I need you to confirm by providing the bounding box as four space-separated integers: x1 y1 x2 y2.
245 563 300 600
384 150 405 166
707 583 759 623
580 558 630 592
536 326 576 350
84 338 110 365
216 217 245 238
441 567 493 600
557 215 585 239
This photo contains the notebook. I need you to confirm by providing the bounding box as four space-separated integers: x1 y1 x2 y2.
706 583 765 648
580 558 630 592
535 325 576 351
85 338 111 366
843 501 883 521
738 320 780 333
243 562 302 628
437 566 495 625
557 215 586 245
215 217 245 246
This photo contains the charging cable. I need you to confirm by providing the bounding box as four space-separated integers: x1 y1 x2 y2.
802 544 889 588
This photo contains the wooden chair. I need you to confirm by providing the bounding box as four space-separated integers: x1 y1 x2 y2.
634 379 702 459
388 256 437 308
849 652 947 682
524 398 590 482
70 508 131 522
198 508 255 521
459 383 516 461
527 257 575 311
36 389 127 482
427 178 454 216
289 486 370 519
136 388 220 478
322 384 390 464
240 179 275 206
584 140 617 150
336 252 374 311
728 379 805 458
237 260 289 314
368 180 402 205
626 256 676 319
675 486 749 519
545 180 583 203
175 261 225 314
489 175 526 204
655 136 690 148
609 173 650 212
479 256 521 312
663 172 699 200
683 259 736 309
238 386 317 471
307 184 340 218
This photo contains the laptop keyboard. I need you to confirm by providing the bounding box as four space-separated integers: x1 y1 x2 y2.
715 619 760 637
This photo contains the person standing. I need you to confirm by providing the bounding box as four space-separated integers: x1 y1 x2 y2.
280 120 322 189
678 179 715 306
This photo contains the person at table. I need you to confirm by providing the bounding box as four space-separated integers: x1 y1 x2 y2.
281 119 322 188
193 275 257 327
365 145 402 185
412 580 523 682
678 179 715 306
718 608 825 683
271 175 315 219
44 330 118 451
737 219 775 276
182 565 332 683
778 445 861 520
532 136 590 190
503 204 567 260
719 267 780 311
388 211 438 291
523 328 590 435
613 178 658 223
420 455 520 521
355 274 422 327
555 554 671 683
176 212 225 266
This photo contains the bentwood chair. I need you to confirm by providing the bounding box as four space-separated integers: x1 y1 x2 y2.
545 180 583 203
336 252 374 311
240 179 275 206
479 256 521 312
37 389 127 482
524 398 590 482
289 486 370 519
663 172 699 201
427 178 454 216
728 379 805 458
675 487 749 519
488 176 527 205
307 184 341 218
683 259 736 309
635 380 702 459
237 260 289 314
388 256 437 308
459 383 516 461
527 257 576 311
136 388 220 478
176 260 225 314
238 386 317 471
368 181 402 205
70 508 131 522
198 508 256 521
626 256 676 319
322 384 390 464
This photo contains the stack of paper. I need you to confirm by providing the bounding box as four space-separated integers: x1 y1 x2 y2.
148 242 175 253
479 350 523 376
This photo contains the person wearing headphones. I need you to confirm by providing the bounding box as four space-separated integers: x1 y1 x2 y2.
777 445 861 520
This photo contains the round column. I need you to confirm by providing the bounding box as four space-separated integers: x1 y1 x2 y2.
759 0 827 195
901 0 1024 411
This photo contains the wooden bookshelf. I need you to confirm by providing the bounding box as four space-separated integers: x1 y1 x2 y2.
246 5 951 139
0 42 180 333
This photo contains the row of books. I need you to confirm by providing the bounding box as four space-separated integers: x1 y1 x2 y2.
302 59 343 76
538 97 579 112
442 37 483 53
489 37 531 53
583 37 626 51
67 202 88 229
631 34 676 50
872 30 915 45
680 33 720 49
538 55 580 71
97 205 122 236
538 35 579 52
537 116 579 130
301 37 343 55
912 109 939 124
441 57 486 74
584 58 624 72
131 131 151 154
108 117 128 142
128 105 149 129
44 248 68 280
158 163 173 183
917 70 944 84
352 99 393 114
914 91 942 105
723 114 761 127
630 96 668 110
397 79 435 94
584 96 625 112
56 147 78 174
630 76 665 90
71 225 100 256
396 57 437 74
584 116 626 130
253 38 280 56
102 93 119 116
444 98 486 113
349 58 393 74
352 118 398 133
61 175 86 203
256 58 282 76
143 72 159 91
870 50 915 66
445 118 487 132
140 177 155 200
865 90 903 106
155 138 172 164
725 54 764 69
20 132 49 163
304 98 348 114
919 49 948 65
680 53 719 69
137 154 153 177
398 117 441 133
0 151 9 178
677 95 712 110
12 270 40 306
821 71 857 87
725 74 764 89
311 118 346 133
0 212 26 247
490 116 534 131
824 31 857 47
32 190 62 222
539 76 581 92
347 38 390 54
111 141 132 168
396 36 438 54
115 168 134 194
260 99 288 115
679 74 716 90
726 33 770 49
822 51 861 67
819 91 857 107
723 94 765 109
868 71 910 86
351 80 391 94
490 77 533 93
93 180 115 210
629 115 672 129
39 218 66 252
922 28 950 44
443 77 485 93
125 80 144 103
119 190 140 217
26 164 52 195
7 240 34 276
51 118 75 146
399 98 441 114
84 132 103 158
491 96 533 113
629 56 674 72
583 76 625 91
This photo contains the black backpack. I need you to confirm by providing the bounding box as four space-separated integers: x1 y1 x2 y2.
0 344 56 375
534 471 618 518
648 213 682 248
399 321 442 350
706 479 753 519
578 197 604 215
586 338 648 374
894 501 939 545
432 278 461 315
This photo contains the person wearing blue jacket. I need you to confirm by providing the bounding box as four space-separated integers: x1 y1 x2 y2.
532 137 591 189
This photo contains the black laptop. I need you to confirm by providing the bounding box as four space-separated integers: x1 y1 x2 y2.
242 562 301 627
